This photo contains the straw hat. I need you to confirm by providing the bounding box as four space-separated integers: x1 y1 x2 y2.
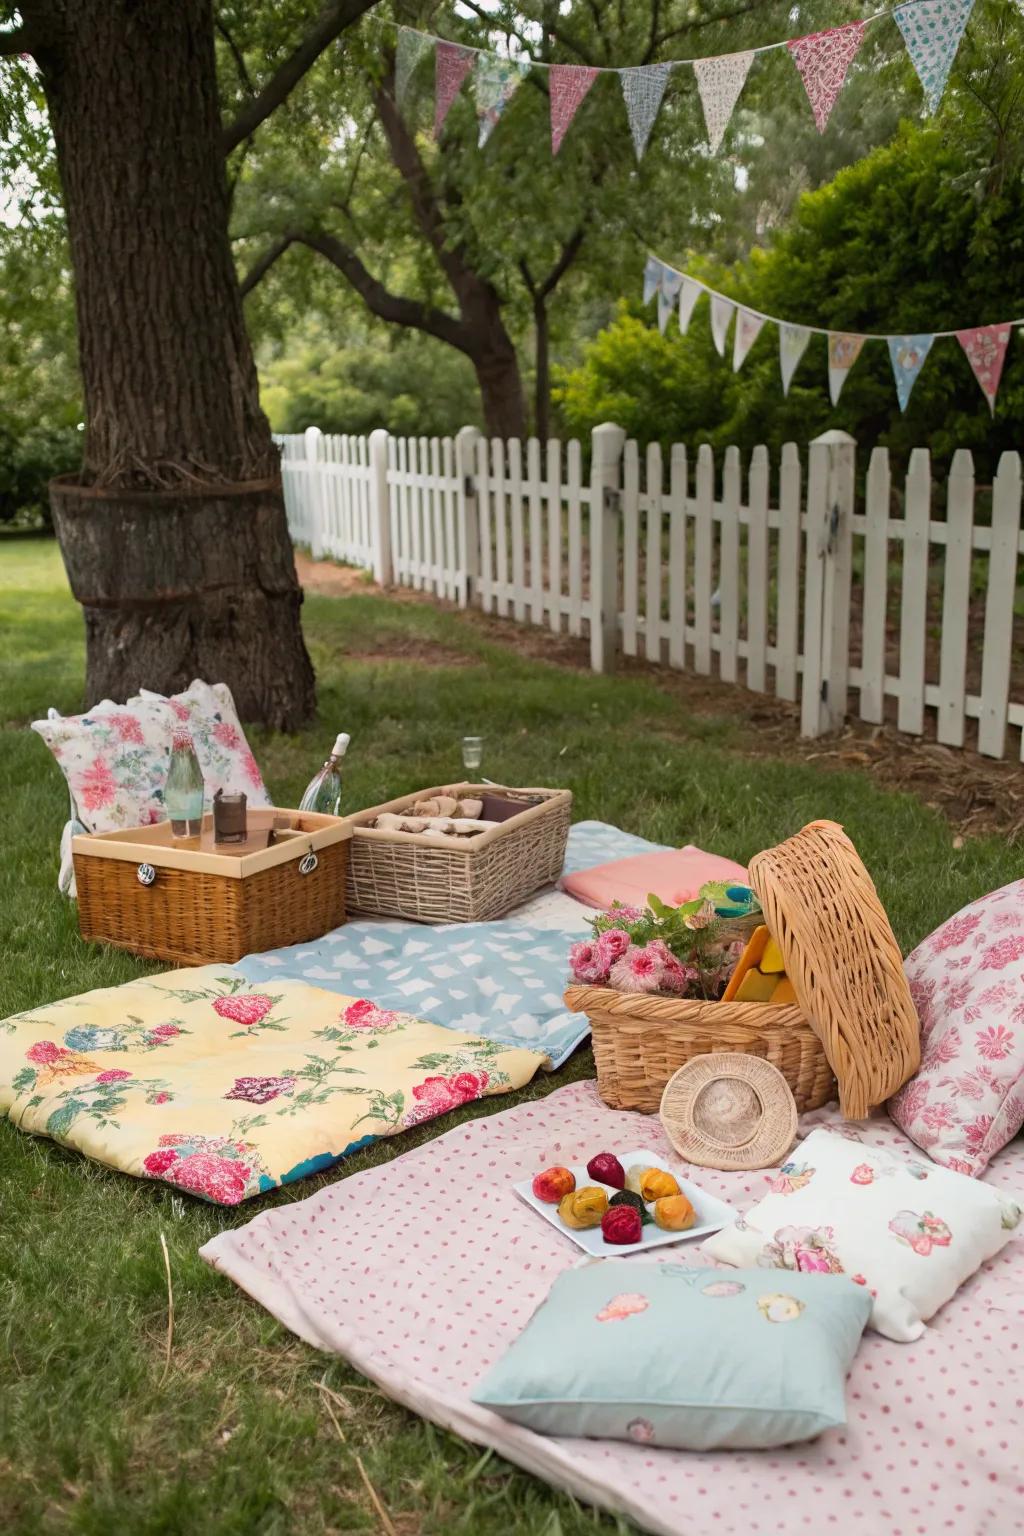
659 1053 798 1171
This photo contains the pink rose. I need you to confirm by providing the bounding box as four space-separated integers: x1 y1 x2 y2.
149 1024 182 1040
162 1151 250 1204
144 1148 180 1175
342 999 399 1032
213 721 241 751
77 756 118 813
929 912 981 952
569 941 608 985
795 1246 832 1274
150 1092 171 1105
95 1069 132 1084
595 928 631 967
980 936 1024 970
608 944 664 994
112 714 144 744
403 1071 488 1127
26 1040 67 1065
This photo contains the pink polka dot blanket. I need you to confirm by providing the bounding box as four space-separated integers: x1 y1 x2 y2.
202 1082 1024 1536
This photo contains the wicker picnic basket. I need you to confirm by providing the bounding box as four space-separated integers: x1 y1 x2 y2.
73 809 351 966
346 783 571 924
564 819 921 1121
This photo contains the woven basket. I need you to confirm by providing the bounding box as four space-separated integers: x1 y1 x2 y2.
346 783 571 924
565 818 920 1121
73 810 350 966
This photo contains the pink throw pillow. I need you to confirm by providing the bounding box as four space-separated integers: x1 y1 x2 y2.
560 846 747 911
889 880 1024 1176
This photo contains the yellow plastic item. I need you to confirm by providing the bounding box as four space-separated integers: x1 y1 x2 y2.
771 978 798 1006
734 969 780 1003
760 937 786 974
721 925 771 1002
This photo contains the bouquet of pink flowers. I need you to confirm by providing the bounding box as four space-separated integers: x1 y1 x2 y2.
568 888 746 1000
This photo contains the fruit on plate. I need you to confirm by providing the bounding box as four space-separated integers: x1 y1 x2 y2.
652 1193 696 1231
625 1165 681 1202
586 1151 626 1189
609 1189 652 1224
601 1205 642 1245
557 1186 609 1230
532 1166 575 1204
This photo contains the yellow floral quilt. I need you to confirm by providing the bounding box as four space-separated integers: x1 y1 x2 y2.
0 968 546 1204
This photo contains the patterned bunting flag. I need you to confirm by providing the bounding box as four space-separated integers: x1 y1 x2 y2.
620 63 673 160
550 64 600 154
895 0 975 114
679 277 703 333
657 269 684 334
710 293 735 356
643 256 664 307
434 41 476 137
780 324 811 395
395 28 434 111
887 335 934 411
957 323 1012 415
828 333 866 405
474 54 529 146
692 51 755 153
787 22 866 133
733 308 765 370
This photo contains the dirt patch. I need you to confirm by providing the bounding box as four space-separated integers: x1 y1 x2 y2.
297 555 1024 843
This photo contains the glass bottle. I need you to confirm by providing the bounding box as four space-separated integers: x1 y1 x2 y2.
299 733 350 816
164 730 205 838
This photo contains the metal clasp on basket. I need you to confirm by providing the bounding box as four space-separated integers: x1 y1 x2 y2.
137 863 157 887
298 850 318 876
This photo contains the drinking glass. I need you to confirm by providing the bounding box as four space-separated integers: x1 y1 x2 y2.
461 736 484 774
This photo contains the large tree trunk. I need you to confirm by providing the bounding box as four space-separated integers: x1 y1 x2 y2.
35 0 314 728
473 343 528 440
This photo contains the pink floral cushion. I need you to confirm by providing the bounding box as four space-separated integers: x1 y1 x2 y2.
560 846 747 911
889 881 1024 1176
33 679 270 836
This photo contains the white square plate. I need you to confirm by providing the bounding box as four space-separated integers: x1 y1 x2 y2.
513 1147 736 1256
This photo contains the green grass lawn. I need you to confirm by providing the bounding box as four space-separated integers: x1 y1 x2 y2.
1 535 1019 1535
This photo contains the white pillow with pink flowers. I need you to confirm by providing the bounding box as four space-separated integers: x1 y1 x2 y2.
888 880 1024 1176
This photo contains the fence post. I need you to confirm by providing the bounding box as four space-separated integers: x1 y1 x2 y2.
368 428 393 586
589 421 626 673
303 425 324 559
819 430 856 731
455 425 481 608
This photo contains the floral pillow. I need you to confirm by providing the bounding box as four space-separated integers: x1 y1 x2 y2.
32 697 179 834
889 881 1024 1176
136 681 270 807
702 1128 1021 1342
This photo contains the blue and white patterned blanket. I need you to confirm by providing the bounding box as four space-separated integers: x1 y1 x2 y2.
236 821 666 1069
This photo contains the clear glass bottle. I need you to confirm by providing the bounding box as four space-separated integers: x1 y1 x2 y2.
299 732 350 816
165 730 205 838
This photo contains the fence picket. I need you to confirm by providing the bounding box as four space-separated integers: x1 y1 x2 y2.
527 437 544 626
622 439 640 656
719 445 741 684
860 448 890 724
546 438 561 633
506 437 525 622
746 445 769 693
936 449 974 748
567 438 583 638
775 442 801 702
491 437 509 618
978 452 1022 758
897 448 931 737
800 442 829 737
645 442 663 663
693 444 714 675
668 443 687 671
476 434 493 612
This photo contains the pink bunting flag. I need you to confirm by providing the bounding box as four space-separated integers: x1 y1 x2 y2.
434 41 476 137
550 65 600 154
957 323 1013 415
787 22 865 133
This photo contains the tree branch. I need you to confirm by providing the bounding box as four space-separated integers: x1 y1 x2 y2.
221 0 379 156
537 226 585 301
239 235 296 297
293 230 475 354
216 17 257 100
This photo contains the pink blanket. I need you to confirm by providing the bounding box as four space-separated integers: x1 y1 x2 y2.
202 1084 1024 1536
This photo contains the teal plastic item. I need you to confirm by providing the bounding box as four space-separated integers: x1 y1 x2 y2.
473 1262 871 1450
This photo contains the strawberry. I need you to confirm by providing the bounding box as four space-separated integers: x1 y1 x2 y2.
212 994 274 1028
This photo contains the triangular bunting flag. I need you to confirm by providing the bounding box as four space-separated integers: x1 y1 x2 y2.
827 333 866 405
550 64 600 154
787 22 865 133
620 63 672 160
957 323 1012 415
395 28 434 111
693 51 755 153
434 41 475 137
710 293 735 356
474 54 529 147
733 308 765 370
657 269 683 334
887 335 934 411
643 256 664 307
679 277 703 334
895 0 975 114
780 324 811 395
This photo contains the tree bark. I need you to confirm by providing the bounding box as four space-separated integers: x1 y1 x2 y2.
533 297 550 442
30 0 315 728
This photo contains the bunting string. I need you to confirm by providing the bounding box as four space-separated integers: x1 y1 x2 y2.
389 0 1001 158
644 256 1022 415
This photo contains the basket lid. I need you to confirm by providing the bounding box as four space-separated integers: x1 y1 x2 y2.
746 820 920 1120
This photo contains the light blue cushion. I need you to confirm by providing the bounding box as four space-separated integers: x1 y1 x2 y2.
472 1262 871 1450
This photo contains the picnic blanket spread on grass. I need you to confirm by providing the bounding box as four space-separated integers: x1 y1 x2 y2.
236 820 669 1070
202 1081 1024 1536
0 967 544 1205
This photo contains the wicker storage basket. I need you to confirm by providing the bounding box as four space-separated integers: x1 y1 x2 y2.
565 819 920 1121
346 783 571 924
73 809 350 966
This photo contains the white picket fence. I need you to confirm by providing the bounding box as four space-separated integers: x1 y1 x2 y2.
277 424 1024 761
